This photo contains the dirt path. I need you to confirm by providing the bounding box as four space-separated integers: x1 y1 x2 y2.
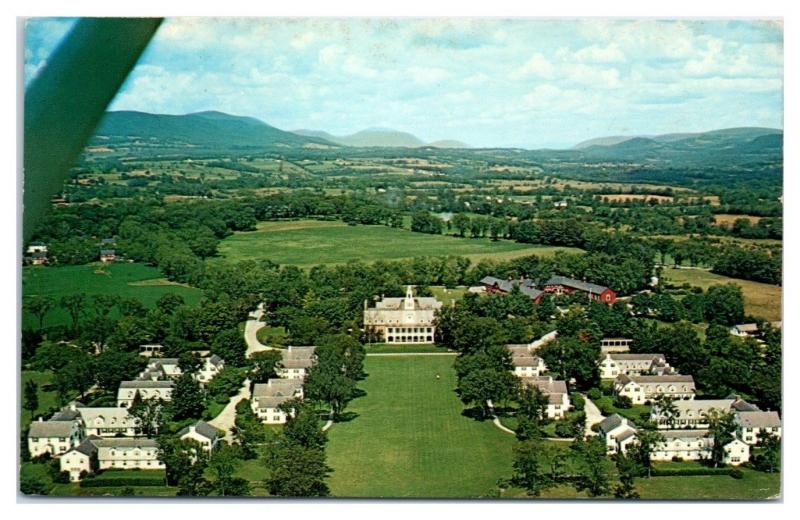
208 378 251 440
244 303 276 357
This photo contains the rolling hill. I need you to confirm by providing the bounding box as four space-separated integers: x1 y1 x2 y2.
292 128 469 148
93 111 338 149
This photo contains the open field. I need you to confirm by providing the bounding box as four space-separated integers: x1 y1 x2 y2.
326 355 516 497
664 267 782 321
21 371 65 429
712 214 763 226
216 220 582 267
22 263 203 329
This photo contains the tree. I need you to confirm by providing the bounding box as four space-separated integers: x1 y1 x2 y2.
60 294 86 334
128 397 166 437
704 409 737 467
158 436 211 495
537 336 600 390
629 428 664 478
232 399 266 459
614 451 641 499
703 284 745 326
156 293 185 315
303 345 357 418
211 328 247 367
170 373 206 421
208 444 250 496
753 432 780 473
265 442 331 497
571 436 614 497
24 295 54 330
511 440 551 496
457 368 519 418
249 350 283 384
23 380 39 419
652 395 678 428
93 348 143 392
282 401 327 450
515 385 549 440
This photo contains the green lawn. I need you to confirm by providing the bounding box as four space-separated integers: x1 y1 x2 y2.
22 263 203 329
326 355 516 497
428 285 469 306
365 343 452 354
216 220 582 267
636 466 780 500
593 395 652 426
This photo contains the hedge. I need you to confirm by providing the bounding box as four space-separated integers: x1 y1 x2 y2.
651 467 733 477
80 477 166 488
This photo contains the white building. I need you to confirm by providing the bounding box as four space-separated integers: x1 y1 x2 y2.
507 345 547 377
178 420 221 452
137 358 182 381
278 346 316 380
196 354 225 385
649 430 750 466
78 407 140 437
519 376 571 419
138 344 164 357
735 411 782 445
364 286 442 344
28 418 83 458
650 398 758 430
251 379 305 424
597 414 638 454
117 381 174 408
614 374 695 405
599 353 672 379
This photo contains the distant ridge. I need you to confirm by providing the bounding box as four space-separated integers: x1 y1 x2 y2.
292 128 469 148
574 127 782 150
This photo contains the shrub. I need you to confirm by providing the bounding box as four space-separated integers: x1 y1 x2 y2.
554 421 574 438
671 456 683 462
591 423 601 433
570 392 585 411
613 395 633 409
587 388 602 401
652 466 732 477
730 469 744 480
52 470 71 484
80 477 166 488
602 385 614 396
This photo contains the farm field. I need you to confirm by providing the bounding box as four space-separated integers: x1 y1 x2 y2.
325 355 517 497
664 267 782 322
216 219 582 267
22 263 203 329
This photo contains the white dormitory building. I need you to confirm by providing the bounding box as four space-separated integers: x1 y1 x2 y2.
613 374 696 405
251 378 305 424
597 414 638 454
278 346 317 380
599 353 673 379
597 414 751 466
28 419 83 458
60 437 165 482
519 376 571 419
363 286 442 344
650 397 759 430
178 420 221 452
735 411 782 445
506 345 547 377
136 355 224 385
117 380 175 408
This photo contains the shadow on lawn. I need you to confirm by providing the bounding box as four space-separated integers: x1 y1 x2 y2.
461 406 491 422
333 411 360 423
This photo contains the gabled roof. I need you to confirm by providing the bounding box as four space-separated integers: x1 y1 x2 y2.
617 428 637 442
606 353 666 362
93 438 159 449
598 414 625 434
72 437 99 457
736 411 781 429
50 408 81 422
618 374 694 384
207 354 224 366
544 275 610 294
179 420 219 442
119 380 174 389
29 420 75 438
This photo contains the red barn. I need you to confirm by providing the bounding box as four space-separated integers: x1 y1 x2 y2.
542 275 616 304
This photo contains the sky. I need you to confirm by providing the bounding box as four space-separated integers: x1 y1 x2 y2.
24 18 783 149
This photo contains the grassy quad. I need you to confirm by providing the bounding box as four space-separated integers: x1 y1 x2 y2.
215 220 582 267
326 355 517 497
22 263 203 329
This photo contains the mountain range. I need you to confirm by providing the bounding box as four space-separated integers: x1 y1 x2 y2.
90 110 781 163
292 128 469 148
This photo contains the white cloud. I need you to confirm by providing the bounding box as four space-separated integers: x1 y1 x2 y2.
408 66 449 85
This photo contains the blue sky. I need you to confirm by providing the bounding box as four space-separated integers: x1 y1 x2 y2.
24 18 783 149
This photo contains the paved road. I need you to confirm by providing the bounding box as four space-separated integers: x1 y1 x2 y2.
583 395 605 436
208 378 251 441
244 303 276 358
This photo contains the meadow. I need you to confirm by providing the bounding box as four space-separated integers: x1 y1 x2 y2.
21 263 203 329
215 220 582 267
664 267 782 322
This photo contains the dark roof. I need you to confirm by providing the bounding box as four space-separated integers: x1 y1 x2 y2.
100 249 116 255
598 414 624 434
50 408 81 422
179 420 219 442
119 380 174 388
31 252 47 258
72 438 99 457
544 275 611 294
